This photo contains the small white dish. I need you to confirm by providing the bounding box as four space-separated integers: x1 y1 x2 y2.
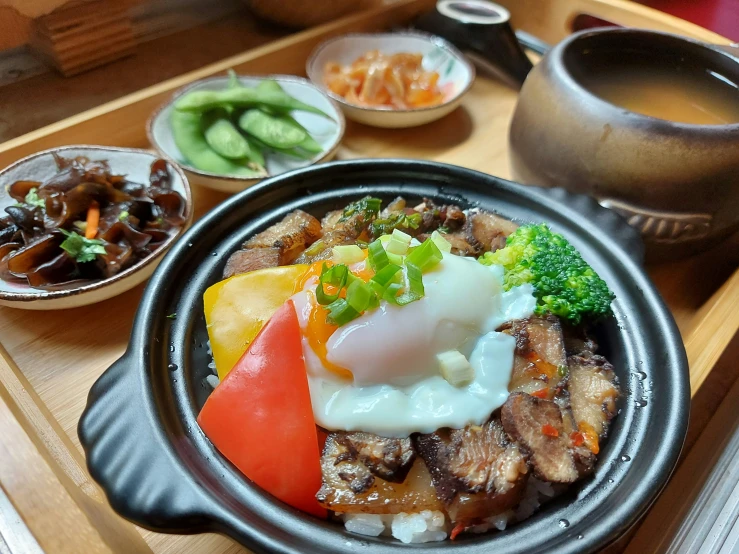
306 32 475 128
147 74 345 193
0 146 192 310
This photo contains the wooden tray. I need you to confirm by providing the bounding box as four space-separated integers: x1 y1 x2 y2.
0 1 736 553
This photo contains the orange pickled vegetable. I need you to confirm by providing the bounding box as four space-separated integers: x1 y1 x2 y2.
85 201 100 239
324 50 448 109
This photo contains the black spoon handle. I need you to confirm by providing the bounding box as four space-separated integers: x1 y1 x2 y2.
414 0 547 88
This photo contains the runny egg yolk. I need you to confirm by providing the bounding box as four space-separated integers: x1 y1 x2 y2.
296 257 374 379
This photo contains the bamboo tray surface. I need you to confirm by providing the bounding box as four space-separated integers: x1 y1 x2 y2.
0 1 737 553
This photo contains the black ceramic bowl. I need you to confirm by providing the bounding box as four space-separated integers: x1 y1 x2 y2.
79 160 689 554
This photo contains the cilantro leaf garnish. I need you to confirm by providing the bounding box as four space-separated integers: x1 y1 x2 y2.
59 229 107 263
24 188 46 209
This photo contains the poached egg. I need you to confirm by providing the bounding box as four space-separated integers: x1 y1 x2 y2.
291 252 535 438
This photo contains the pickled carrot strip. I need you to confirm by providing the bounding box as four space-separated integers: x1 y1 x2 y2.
323 50 446 109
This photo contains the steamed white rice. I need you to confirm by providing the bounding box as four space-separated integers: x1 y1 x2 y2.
343 510 448 543
342 477 559 543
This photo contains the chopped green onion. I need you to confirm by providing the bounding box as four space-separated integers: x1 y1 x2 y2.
437 350 475 386
382 282 403 303
405 238 443 272
367 263 400 302
118 210 130 222
370 212 422 237
340 196 382 222
304 239 327 257
430 230 452 253
394 262 425 306
325 298 361 326
386 229 412 255
345 279 375 313
316 232 440 326
387 252 404 266
371 263 402 287
332 244 364 265
316 263 349 305
367 238 389 271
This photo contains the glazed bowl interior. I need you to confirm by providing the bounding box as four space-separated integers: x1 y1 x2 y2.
80 160 688 554
0 146 192 309
561 31 739 126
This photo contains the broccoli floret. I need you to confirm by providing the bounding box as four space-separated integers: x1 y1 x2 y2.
480 224 614 324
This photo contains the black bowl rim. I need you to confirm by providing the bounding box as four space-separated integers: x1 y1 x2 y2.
79 159 688 554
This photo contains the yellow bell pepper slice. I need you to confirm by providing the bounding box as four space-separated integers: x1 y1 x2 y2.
204 265 308 380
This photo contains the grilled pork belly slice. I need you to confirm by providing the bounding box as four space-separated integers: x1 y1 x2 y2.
244 209 322 262
335 432 416 483
466 210 519 253
223 210 322 278
317 433 442 514
416 207 519 257
444 231 482 257
567 353 620 442
222 247 281 279
295 211 368 264
501 392 589 484
414 419 528 522
320 209 344 232
380 196 407 218
500 317 568 399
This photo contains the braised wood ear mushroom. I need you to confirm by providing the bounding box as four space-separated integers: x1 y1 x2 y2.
1 153 187 290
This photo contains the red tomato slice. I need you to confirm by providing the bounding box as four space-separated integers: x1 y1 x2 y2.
197 300 326 517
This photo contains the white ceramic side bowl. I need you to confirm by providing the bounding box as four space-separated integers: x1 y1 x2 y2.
306 32 475 128
147 75 345 193
0 146 192 310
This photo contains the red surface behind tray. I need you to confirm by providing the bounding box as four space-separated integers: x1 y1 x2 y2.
638 0 739 41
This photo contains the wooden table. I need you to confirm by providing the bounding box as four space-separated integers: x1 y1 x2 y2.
0 1 737 552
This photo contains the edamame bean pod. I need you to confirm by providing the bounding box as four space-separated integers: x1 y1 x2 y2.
275 147 315 160
248 79 326 153
227 69 241 89
203 113 253 160
244 135 266 167
238 109 307 149
254 107 324 154
170 110 266 177
256 79 283 94
248 134 315 160
175 88 333 119
280 113 324 154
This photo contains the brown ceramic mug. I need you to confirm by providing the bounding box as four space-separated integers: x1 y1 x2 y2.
509 29 739 260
